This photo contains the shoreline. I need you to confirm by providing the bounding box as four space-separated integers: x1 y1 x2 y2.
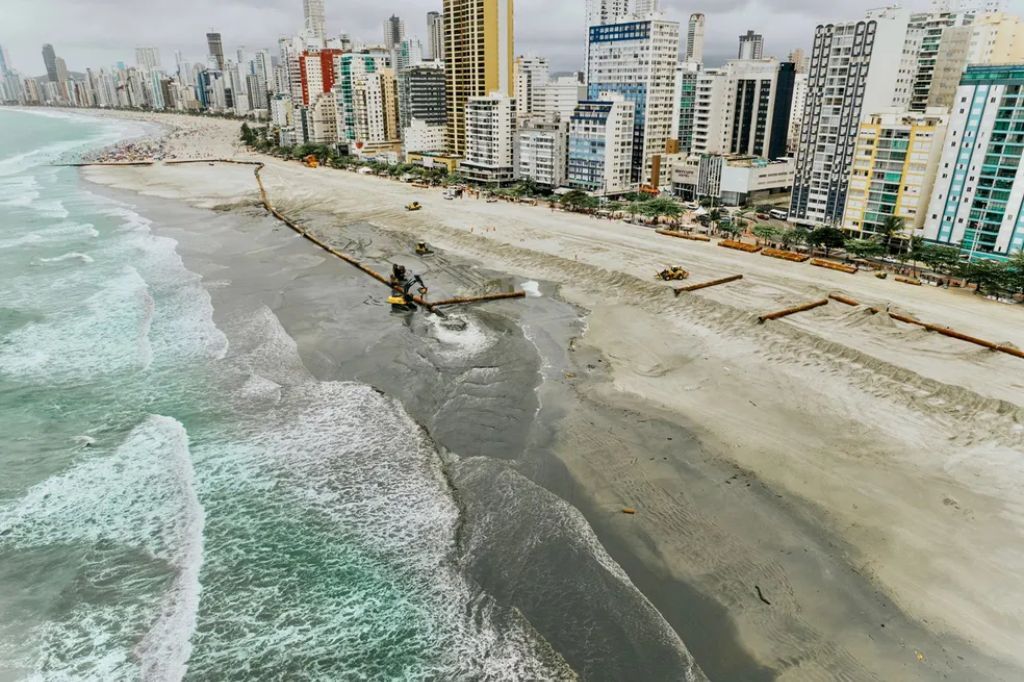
82 179 709 679
73 109 1024 680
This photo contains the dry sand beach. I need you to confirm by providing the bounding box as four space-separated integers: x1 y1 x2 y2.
77 110 1024 680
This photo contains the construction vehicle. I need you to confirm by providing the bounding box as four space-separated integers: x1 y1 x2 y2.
406 201 422 211
415 241 434 256
657 266 689 281
303 154 319 168
386 264 429 312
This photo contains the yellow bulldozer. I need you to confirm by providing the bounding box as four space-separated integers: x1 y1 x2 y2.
405 202 422 211
657 266 689 281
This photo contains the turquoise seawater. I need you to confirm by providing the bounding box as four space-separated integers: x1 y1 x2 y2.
0 109 566 680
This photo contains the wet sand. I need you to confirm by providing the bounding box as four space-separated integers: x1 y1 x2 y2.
77 110 1024 681
89 183 708 679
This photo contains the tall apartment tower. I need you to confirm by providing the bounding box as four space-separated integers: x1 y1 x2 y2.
905 8 976 112
206 32 225 71
922 65 1024 260
686 14 705 63
633 0 659 17
586 0 630 26
398 62 447 131
442 0 515 158
670 62 700 154
787 48 808 73
303 0 326 40
384 15 406 50
587 16 681 185
427 12 445 60
567 93 636 194
925 11 1024 111
789 7 917 226
514 55 549 120
135 48 161 71
692 59 794 160
738 30 764 60
459 93 517 183
42 44 58 82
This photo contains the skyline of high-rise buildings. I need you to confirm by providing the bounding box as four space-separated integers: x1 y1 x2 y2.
7 0 1024 260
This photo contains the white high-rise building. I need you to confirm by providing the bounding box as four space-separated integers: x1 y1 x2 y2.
586 0 630 26
633 0 659 18
567 93 635 194
789 6 919 226
459 93 517 184
304 0 326 40
691 59 795 160
737 30 763 60
309 91 339 143
514 55 549 120
925 11 1024 110
427 11 445 60
394 38 424 72
352 69 400 148
535 75 587 121
686 13 705 63
586 16 681 186
135 47 161 72
403 118 446 153
384 15 406 50
787 73 807 154
516 117 569 188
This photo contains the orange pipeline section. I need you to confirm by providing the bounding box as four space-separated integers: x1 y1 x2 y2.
828 293 1024 360
673 274 744 295
758 299 830 323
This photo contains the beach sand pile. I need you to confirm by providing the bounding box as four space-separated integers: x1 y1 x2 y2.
81 110 1024 680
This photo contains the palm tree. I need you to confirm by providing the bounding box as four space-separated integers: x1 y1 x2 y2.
878 215 906 255
627 201 648 223
642 198 683 228
752 224 779 246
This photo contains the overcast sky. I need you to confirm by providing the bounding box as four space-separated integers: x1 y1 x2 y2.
4 0 1024 76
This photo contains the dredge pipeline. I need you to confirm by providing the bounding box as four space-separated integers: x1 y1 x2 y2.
168 159 524 313
828 293 1024 360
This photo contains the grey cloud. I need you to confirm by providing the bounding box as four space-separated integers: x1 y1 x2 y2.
3 0 1024 76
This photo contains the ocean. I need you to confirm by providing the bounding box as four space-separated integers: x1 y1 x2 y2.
0 109 579 679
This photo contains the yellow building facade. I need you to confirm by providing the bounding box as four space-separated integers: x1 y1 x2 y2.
842 109 947 237
442 0 515 158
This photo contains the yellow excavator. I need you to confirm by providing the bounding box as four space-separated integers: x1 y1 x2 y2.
386 264 429 312
415 241 433 256
657 266 689 281
406 201 422 211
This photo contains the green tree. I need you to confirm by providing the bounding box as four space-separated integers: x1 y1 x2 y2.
627 201 648 222
956 259 1010 297
561 190 597 213
240 122 255 145
916 244 962 276
752 224 779 245
641 197 683 226
1004 250 1024 297
845 238 885 261
719 221 743 238
808 226 846 257
878 215 907 254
